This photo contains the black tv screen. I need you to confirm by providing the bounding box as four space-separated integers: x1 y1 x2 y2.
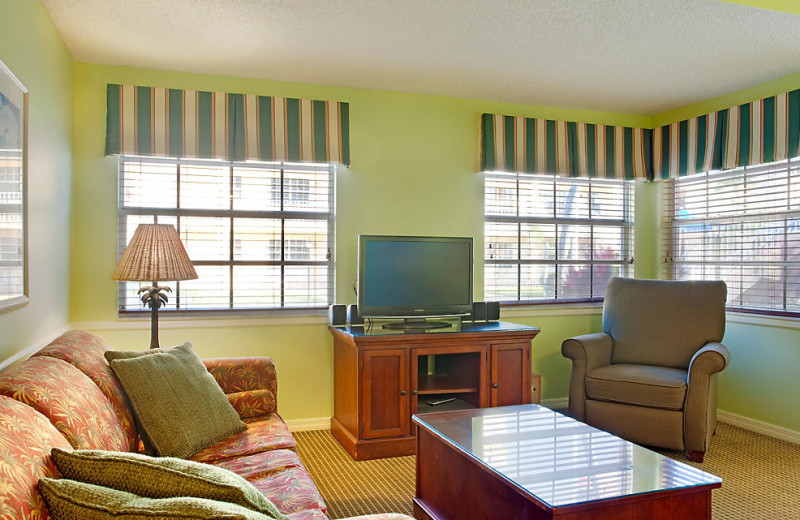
358 235 473 318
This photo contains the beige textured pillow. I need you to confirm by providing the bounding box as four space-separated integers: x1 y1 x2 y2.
38 477 276 520
105 343 246 458
50 449 287 520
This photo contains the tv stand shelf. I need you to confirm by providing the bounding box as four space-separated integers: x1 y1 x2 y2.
329 320 540 460
417 374 478 395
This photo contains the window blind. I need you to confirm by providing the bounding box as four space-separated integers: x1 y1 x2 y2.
662 157 800 314
485 172 634 303
118 156 335 313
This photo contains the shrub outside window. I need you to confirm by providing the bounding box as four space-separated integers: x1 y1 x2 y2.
484 172 635 303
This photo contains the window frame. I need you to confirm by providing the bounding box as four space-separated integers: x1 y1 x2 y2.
662 157 800 318
484 172 635 305
117 155 335 315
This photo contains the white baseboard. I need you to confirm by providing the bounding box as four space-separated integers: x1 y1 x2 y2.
0 326 71 371
541 397 569 410
717 409 800 445
285 417 331 432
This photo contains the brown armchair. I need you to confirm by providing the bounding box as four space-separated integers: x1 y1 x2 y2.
561 277 730 462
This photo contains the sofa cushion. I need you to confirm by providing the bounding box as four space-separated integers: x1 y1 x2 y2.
50 448 287 519
286 510 329 520
0 395 73 520
0 356 129 450
249 466 327 516
211 449 325 516
586 364 687 410
189 414 297 464
34 330 138 451
38 478 278 520
106 343 247 458
213 449 304 481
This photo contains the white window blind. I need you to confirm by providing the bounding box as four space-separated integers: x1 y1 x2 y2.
118 156 335 313
0 149 24 302
663 158 800 315
484 172 634 303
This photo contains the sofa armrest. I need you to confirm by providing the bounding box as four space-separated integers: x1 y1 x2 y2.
203 357 278 418
561 333 613 421
685 342 730 453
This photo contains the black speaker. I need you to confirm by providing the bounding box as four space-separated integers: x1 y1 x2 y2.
486 301 500 321
348 304 363 325
472 302 487 322
328 304 347 326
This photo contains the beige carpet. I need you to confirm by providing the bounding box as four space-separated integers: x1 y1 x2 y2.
294 423 800 520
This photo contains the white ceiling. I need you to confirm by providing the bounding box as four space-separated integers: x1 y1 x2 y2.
41 0 800 116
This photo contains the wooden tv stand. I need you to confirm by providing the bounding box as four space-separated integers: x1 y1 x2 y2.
328 320 540 460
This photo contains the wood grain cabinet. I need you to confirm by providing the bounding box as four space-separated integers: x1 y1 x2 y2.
329 321 539 460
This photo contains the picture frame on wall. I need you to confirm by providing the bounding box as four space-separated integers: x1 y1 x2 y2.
0 59 28 313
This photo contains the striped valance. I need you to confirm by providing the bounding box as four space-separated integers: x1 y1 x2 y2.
654 89 800 179
480 114 652 180
105 84 350 165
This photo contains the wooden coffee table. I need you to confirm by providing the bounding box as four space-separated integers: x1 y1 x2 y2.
413 404 721 520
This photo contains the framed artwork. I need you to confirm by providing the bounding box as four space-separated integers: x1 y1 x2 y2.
0 59 28 313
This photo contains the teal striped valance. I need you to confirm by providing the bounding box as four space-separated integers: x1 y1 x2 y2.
105 84 350 165
480 114 652 180
653 89 800 179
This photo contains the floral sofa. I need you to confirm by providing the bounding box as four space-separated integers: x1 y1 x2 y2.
0 330 411 520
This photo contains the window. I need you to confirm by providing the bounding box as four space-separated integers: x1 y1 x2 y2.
118 156 335 313
484 172 635 303
0 149 24 302
663 158 800 315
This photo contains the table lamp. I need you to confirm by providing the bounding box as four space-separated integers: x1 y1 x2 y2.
112 223 198 348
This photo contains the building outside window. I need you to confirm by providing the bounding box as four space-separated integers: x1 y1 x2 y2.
484 172 635 303
117 156 335 313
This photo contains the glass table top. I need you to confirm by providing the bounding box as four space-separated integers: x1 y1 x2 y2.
413 404 722 508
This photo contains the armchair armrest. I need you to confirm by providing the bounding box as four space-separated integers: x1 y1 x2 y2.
203 357 278 419
685 342 730 453
561 333 613 421
688 342 730 378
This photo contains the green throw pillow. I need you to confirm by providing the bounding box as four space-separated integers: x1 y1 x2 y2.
105 343 246 459
39 477 276 520
50 449 288 520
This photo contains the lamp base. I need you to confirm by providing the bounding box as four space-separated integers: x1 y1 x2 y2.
138 285 172 349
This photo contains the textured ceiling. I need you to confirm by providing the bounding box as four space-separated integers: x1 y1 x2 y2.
42 0 800 115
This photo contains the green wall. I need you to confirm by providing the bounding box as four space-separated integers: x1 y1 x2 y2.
0 1 73 360
70 63 655 421
2 0 797 432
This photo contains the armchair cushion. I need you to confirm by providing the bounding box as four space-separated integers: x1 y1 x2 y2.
604 278 726 369
585 364 687 410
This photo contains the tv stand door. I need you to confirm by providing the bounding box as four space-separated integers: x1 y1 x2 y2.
362 348 410 439
490 342 532 407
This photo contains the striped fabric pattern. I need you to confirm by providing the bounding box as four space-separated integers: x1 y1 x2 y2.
480 113 651 180
105 84 350 165
653 89 800 179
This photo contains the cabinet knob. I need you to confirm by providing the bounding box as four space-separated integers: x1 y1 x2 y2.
412 390 418 395
400 390 407 396
492 383 499 388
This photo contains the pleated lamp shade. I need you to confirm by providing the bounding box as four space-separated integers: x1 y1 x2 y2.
112 224 198 282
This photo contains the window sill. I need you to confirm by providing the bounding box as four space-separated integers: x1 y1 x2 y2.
500 302 603 318
74 309 328 332
726 311 800 331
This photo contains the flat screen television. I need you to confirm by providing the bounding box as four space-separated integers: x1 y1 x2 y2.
357 235 473 329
